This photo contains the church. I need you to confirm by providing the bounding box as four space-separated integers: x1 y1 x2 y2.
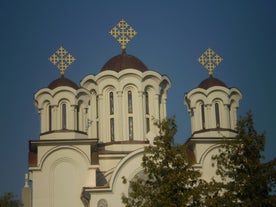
21 20 242 207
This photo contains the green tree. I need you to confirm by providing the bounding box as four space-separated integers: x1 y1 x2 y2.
122 117 206 207
207 112 276 207
0 192 21 207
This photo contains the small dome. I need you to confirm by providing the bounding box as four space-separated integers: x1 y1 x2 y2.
198 76 227 89
101 52 148 72
48 76 79 90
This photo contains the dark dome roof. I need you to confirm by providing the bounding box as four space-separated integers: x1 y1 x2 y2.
198 76 227 89
48 76 79 90
101 52 148 72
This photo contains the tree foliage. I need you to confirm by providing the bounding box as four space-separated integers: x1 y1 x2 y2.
122 117 206 207
207 112 276 207
0 192 21 207
122 113 276 207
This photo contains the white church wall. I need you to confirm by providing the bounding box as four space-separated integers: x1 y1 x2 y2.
31 147 92 207
198 145 221 182
87 149 145 207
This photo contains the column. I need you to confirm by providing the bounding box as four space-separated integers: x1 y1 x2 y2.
97 94 104 141
206 104 212 129
154 94 160 134
52 105 58 130
137 91 144 140
223 104 230 129
116 91 123 140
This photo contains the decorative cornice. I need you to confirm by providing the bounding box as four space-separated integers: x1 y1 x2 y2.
40 129 88 136
191 127 237 136
29 138 98 151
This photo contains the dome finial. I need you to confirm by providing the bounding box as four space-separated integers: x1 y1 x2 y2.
109 19 137 53
49 46 76 77
198 48 223 77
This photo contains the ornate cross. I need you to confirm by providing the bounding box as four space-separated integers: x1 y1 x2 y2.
109 19 137 51
49 46 76 76
198 48 223 76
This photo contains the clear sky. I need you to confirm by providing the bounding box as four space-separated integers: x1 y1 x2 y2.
0 0 275 198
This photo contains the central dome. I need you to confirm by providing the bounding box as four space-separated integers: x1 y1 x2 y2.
101 52 148 72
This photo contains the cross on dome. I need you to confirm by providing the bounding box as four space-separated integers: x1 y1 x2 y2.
198 48 223 76
109 19 137 52
48 46 76 76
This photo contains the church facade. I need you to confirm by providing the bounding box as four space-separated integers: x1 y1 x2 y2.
22 21 242 207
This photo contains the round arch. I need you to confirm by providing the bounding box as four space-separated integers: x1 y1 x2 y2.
108 148 144 192
39 145 91 170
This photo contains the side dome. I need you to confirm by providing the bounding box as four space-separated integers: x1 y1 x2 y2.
48 76 79 90
198 76 227 89
101 52 148 72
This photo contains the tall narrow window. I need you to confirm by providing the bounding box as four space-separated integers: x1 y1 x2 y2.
96 96 99 118
145 92 149 114
48 105 52 131
76 105 80 131
201 104 205 129
110 118 114 142
215 103 220 128
146 117 150 133
128 117 133 141
128 91 133 113
62 104 67 129
96 121 99 138
109 92 114 115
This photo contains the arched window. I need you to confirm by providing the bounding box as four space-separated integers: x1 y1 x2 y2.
201 104 205 129
76 105 80 131
215 103 220 128
96 96 99 118
128 117 134 141
109 92 114 115
48 105 52 131
128 91 133 114
62 103 67 129
145 92 149 115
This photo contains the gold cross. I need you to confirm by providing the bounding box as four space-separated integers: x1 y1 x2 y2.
109 19 137 51
198 48 223 76
49 46 76 76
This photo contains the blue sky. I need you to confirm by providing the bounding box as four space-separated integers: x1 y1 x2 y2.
0 0 275 198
